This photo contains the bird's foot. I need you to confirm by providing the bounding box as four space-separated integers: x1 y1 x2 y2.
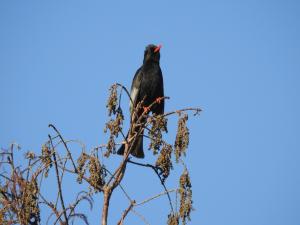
143 106 150 113
155 97 164 104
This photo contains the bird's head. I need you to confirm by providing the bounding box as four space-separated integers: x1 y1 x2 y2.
143 44 162 63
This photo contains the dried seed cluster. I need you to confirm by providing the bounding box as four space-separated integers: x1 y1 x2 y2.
106 84 118 116
25 151 36 160
104 136 116 158
0 210 4 225
88 156 105 191
174 114 189 162
104 109 124 137
148 115 168 154
156 143 173 182
77 152 106 191
0 186 10 224
41 144 52 177
179 169 193 225
167 213 179 225
0 173 40 225
19 178 40 225
77 152 89 184
105 85 124 157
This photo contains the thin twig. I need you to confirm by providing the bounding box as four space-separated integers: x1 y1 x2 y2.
56 164 103 192
102 167 132 202
39 193 64 225
53 139 86 152
117 200 136 225
0 173 12 182
106 134 137 186
128 159 174 213
163 107 202 118
67 190 95 219
49 135 69 225
115 83 133 107
49 124 77 172
131 209 151 225
135 189 177 206
55 159 68 208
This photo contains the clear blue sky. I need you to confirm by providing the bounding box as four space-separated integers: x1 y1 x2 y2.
1 1 300 225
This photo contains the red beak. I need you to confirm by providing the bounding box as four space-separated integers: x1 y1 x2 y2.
154 44 162 53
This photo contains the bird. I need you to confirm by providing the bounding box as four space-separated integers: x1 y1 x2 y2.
117 44 165 158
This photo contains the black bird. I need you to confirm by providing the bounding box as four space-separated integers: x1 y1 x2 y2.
117 44 164 158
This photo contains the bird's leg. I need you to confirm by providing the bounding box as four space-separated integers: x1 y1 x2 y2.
155 97 164 104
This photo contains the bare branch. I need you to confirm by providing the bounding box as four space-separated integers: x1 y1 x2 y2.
117 200 136 225
135 189 177 207
49 135 69 225
127 159 174 212
163 107 202 118
39 193 64 225
49 124 77 172
131 209 151 225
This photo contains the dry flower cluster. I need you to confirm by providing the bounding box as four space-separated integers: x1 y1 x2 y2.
179 170 193 225
175 114 190 162
104 108 124 157
88 156 106 191
41 144 52 178
77 152 89 184
104 84 124 157
148 115 168 154
0 146 40 225
106 84 118 116
167 213 180 225
155 143 173 182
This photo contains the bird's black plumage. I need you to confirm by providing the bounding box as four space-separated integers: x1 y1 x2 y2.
117 44 164 158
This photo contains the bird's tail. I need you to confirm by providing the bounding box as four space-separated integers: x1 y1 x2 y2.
117 130 144 158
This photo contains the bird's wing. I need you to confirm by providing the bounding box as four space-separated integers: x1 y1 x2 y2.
130 67 143 114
